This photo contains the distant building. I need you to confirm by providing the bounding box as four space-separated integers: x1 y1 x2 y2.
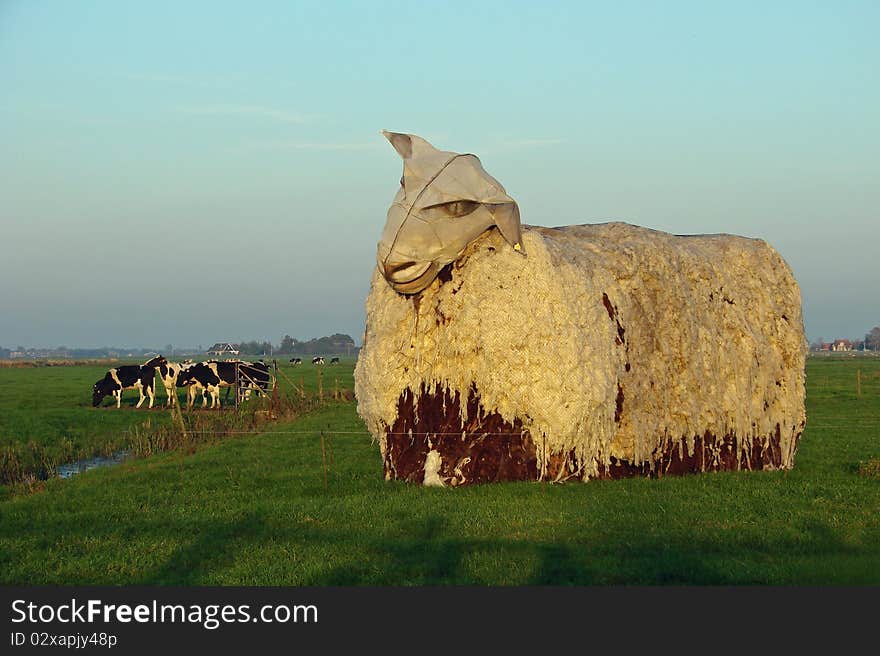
207 343 240 356
831 339 852 352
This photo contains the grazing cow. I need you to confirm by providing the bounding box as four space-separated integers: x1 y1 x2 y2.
312 356 325 365
92 356 167 409
329 357 340 365
289 357 302 365
157 359 197 407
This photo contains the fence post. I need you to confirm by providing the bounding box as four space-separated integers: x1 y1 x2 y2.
171 393 187 437
857 368 862 398
274 365 301 402
334 377 339 400
233 362 239 411
272 359 279 412
320 431 328 489
318 369 323 402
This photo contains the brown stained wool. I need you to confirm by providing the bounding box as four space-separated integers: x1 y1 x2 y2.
437 264 454 284
385 384 538 484
597 424 797 478
385 385 800 483
602 292 625 338
615 384 624 424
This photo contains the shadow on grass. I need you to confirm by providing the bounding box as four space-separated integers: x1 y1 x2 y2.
3 507 876 585
316 515 469 585
292 515 867 586
136 513 267 585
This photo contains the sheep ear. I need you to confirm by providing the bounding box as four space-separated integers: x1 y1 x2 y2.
489 202 525 254
381 130 412 159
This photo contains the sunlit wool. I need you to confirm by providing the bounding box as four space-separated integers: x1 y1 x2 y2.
355 221 807 483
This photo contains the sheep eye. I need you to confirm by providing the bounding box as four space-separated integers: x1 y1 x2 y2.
429 200 480 218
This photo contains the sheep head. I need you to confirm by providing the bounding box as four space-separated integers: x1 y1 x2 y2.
377 130 525 294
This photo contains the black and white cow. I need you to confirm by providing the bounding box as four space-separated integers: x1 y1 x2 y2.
92 356 167 409
176 361 236 408
176 360 269 408
157 359 204 407
177 362 212 409
237 360 272 400
329 357 340 364
312 356 325 365
289 357 302 366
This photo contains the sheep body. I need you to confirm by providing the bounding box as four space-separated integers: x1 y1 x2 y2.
354 222 806 484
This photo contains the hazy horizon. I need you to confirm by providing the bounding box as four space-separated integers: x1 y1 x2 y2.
2 333 361 352
2 2 878 348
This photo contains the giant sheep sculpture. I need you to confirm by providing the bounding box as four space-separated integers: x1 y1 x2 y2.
354 131 807 486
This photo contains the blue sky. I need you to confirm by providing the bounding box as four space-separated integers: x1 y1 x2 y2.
1 1 877 348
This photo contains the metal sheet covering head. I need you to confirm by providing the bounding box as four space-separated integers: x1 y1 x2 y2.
377 130 525 294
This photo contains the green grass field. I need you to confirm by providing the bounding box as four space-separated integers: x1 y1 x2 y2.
0 357 878 585
0 358 356 484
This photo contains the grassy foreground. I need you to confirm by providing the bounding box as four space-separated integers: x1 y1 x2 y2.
0 358 878 585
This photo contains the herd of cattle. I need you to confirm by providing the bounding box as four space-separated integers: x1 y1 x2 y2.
92 355 342 409
289 356 339 365
92 356 272 409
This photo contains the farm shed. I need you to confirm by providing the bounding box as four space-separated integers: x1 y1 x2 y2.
207 343 240 357
354 132 807 486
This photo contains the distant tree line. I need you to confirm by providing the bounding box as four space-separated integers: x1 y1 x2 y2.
0 332 360 360
867 326 880 351
235 341 276 356
235 333 357 356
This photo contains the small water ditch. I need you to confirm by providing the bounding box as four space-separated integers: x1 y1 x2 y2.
56 450 132 479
